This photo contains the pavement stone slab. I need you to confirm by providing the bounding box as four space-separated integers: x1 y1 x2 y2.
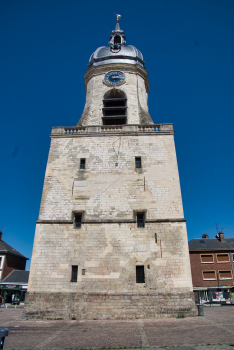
0 306 234 350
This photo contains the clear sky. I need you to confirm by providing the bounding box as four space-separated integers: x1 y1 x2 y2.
1 0 234 270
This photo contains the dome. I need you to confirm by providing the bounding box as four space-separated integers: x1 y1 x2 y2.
88 20 145 68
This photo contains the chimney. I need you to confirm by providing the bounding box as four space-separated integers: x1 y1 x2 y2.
0 231 2 240
202 233 209 239
216 231 225 242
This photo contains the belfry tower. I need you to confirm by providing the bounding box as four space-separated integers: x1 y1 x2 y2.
24 17 196 319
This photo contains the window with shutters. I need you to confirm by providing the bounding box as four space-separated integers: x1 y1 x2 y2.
203 271 216 280
219 271 232 279
71 265 78 282
102 89 127 125
200 254 214 263
136 266 145 283
217 254 229 263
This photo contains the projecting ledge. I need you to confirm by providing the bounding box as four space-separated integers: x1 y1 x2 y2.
50 123 174 137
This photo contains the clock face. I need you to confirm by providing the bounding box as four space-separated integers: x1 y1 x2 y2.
104 71 125 86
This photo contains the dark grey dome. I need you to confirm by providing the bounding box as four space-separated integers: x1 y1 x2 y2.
88 21 145 68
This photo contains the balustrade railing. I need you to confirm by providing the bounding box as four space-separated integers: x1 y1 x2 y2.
51 123 173 135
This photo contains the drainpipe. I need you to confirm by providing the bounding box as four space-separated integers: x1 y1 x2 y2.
230 251 234 302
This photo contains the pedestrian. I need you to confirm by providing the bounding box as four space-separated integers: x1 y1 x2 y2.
0 295 2 308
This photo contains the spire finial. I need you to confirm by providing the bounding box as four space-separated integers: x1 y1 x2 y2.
114 13 121 31
115 13 121 23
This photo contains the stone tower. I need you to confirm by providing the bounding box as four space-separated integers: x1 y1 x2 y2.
24 18 196 319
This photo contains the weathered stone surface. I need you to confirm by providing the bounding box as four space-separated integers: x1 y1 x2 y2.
24 291 196 319
25 51 195 318
77 64 153 126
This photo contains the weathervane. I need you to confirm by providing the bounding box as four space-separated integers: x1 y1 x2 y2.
115 13 121 23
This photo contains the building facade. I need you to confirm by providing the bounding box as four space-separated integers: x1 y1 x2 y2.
24 19 196 319
0 231 28 282
189 232 234 304
0 270 29 304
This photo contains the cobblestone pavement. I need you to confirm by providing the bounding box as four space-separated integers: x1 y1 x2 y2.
0 305 233 350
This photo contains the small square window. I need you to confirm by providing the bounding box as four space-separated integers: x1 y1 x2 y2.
80 159 86 169
136 266 145 283
137 213 145 228
135 157 141 168
74 213 82 228
71 265 78 282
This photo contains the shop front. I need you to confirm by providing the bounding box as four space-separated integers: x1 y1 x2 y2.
194 286 234 305
0 283 27 304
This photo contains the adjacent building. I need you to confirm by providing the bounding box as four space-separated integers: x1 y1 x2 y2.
0 231 29 303
0 231 28 282
24 18 196 319
189 232 234 303
0 270 29 304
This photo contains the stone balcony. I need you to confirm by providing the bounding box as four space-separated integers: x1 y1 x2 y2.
51 124 174 137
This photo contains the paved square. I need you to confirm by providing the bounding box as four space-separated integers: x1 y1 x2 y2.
0 305 234 350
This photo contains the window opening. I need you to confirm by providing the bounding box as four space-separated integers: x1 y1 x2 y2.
217 254 229 263
114 35 121 45
135 157 142 168
203 271 216 280
154 233 157 243
82 269 86 275
136 266 145 283
137 213 145 228
80 159 86 169
74 213 82 228
219 271 232 279
71 266 78 282
103 89 127 125
201 255 213 263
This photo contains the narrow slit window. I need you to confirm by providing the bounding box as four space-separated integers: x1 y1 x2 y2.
80 159 86 169
135 157 141 168
136 266 145 283
137 213 145 228
71 265 78 282
74 213 82 228
154 233 157 243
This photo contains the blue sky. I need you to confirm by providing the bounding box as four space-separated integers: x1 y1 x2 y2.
1 0 234 270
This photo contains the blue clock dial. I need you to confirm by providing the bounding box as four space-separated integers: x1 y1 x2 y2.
104 71 125 86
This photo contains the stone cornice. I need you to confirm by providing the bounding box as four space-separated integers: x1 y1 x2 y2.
36 218 186 224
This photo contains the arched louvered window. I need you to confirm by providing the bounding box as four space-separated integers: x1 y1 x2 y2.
102 89 127 125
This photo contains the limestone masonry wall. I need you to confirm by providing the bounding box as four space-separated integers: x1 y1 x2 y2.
25 131 195 318
79 66 151 126
24 291 196 319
